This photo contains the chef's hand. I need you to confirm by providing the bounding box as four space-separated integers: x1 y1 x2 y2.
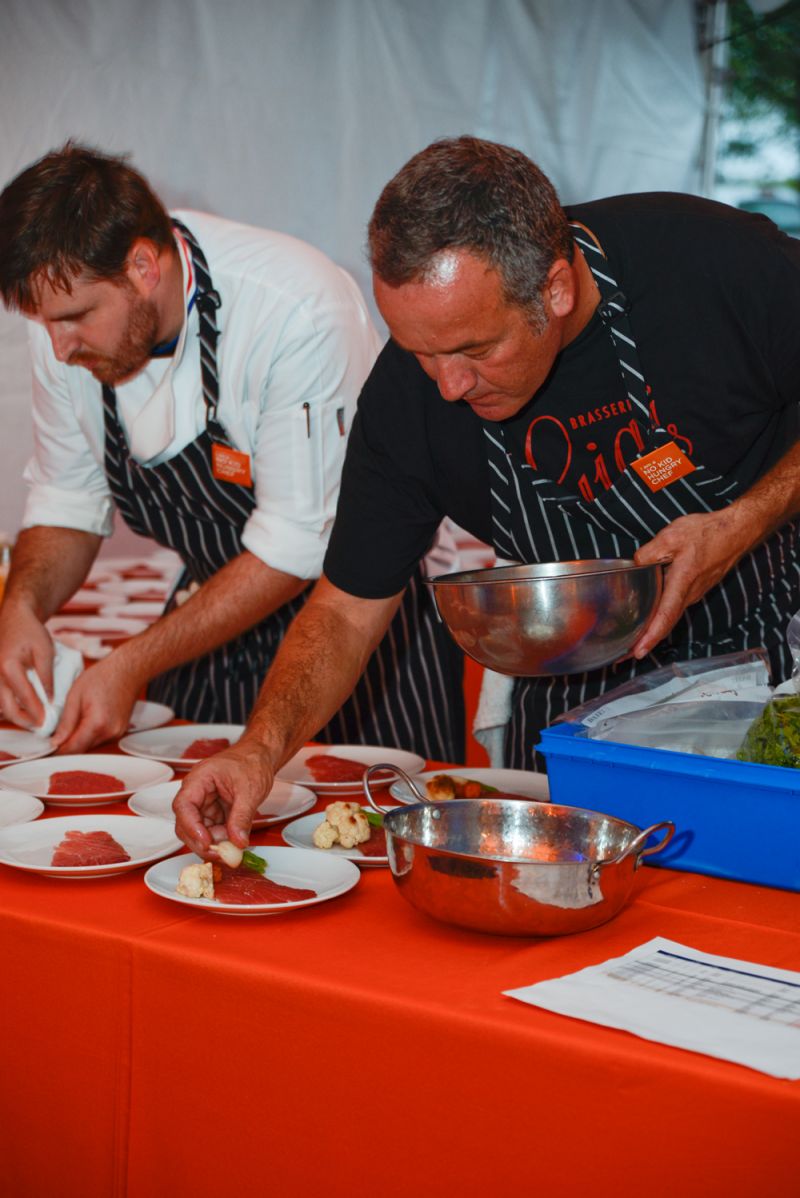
0 602 53 728
173 738 276 857
52 652 143 752
631 506 753 658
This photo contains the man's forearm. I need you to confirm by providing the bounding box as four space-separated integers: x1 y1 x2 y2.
245 578 402 768
3 526 101 620
106 549 311 690
727 439 800 551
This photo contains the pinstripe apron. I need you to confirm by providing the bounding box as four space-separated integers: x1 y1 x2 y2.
486 224 799 770
102 222 465 761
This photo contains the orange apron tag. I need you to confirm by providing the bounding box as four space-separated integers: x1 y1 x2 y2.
630 441 695 492
211 443 252 487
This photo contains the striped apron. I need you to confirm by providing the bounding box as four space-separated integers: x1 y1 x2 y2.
485 225 800 770
102 222 465 761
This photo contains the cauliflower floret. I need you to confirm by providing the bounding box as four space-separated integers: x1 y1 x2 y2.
176 861 216 899
313 800 371 850
312 819 340 849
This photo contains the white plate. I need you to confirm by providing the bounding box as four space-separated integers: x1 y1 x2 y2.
0 789 45 827
128 778 316 827
127 780 182 818
144 845 360 915
118 723 244 768
128 700 175 733
0 814 182 878
389 767 550 804
277 744 426 796
0 729 55 764
57 588 106 614
96 578 172 600
0 754 175 805
47 614 149 642
98 602 165 621
281 808 394 867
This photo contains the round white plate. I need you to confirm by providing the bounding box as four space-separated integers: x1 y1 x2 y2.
389 767 550 804
98 602 165 621
277 745 426 796
0 788 45 827
127 780 182 819
96 578 171 600
281 808 393 867
118 723 244 768
0 729 54 764
144 845 360 915
128 777 316 827
47 614 149 642
57 588 106 614
0 814 182 878
128 700 175 733
0 754 175 805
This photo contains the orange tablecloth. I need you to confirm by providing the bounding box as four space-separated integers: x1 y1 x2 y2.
2 753 799 1197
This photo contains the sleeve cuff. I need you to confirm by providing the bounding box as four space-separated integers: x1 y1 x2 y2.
241 508 331 579
22 484 115 537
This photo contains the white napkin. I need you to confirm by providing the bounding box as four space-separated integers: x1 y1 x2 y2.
473 667 515 767
470 554 516 767
25 639 84 736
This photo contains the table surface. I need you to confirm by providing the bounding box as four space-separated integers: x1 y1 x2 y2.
1 743 799 1198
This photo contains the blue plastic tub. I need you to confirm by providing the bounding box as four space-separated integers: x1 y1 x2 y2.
537 722 800 892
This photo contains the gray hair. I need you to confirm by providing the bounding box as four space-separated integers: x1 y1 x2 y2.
368 136 573 328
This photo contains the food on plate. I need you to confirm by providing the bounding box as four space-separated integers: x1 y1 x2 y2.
128 587 166 601
313 800 371 849
181 737 231 760
177 861 216 899
425 774 501 801
354 825 387 857
121 563 164 579
48 770 126 795
214 865 316 904
213 839 243 868
177 849 316 904
312 802 387 856
51 829 130 867
305 753 394 784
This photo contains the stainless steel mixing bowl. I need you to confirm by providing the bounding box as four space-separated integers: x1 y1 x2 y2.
428 559 662 676
364 765 673 937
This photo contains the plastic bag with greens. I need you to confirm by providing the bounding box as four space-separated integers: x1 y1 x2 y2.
736 694 800 768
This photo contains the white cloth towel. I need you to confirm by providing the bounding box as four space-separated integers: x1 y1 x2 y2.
25 639 84 736
473 667 515 766
470 554 516 767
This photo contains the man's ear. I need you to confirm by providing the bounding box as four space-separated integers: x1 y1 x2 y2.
544 258 576 318
125 238 161 296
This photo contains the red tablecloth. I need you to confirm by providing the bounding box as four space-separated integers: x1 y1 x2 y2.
1 746 799 1197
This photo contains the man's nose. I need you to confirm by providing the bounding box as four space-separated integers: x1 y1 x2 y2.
47 323 78 363
434 356 476 402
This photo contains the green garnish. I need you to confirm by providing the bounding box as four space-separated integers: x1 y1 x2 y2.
737 696 800 767
242 849 267 874
362 809 384 828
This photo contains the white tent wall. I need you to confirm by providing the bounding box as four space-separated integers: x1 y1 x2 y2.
0 0 705 550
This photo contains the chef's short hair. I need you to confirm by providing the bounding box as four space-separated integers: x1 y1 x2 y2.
0 140 174 313
368 136 573 327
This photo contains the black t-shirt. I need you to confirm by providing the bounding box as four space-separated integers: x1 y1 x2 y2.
325 192 800 598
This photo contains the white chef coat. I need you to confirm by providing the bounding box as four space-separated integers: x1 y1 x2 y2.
22 210 381 580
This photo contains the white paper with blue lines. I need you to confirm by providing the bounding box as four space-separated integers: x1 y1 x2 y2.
505 937 800 1079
